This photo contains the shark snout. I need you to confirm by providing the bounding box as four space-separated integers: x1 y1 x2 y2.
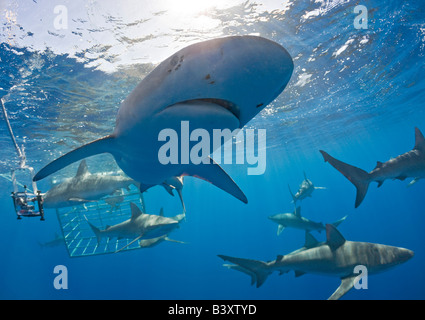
268 215 279 223
399 248 414 262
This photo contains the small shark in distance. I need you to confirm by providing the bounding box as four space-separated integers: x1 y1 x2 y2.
219 224 413 300
320 127 425 208
85 202 184 253
268 206 347 235
33 36 294 206
43 160 137 208
37 233 65 248
288 172 326 204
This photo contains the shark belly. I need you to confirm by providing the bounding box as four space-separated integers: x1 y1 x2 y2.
113 100 240 185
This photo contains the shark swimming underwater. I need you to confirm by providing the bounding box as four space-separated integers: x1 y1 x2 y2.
268 206 346 235
33 36 294 205
219 224 413 300
162 176 185 212
43 160 137 208
320 127 425 208
85 202 184 253
288 172 326 204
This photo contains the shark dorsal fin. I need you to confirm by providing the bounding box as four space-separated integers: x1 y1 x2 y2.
375 161 384 170
130 202 144 220
414 127 425 151
326 224 346 250
294 206 301 217
304 232 319 248
76 160 90 177
159 207 164 216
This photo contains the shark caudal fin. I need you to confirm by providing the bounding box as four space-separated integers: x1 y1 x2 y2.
33 135 116 181
288 184 297 203
84 216 102 245
320 150 371 208
218 255 270 288
182 157 248 204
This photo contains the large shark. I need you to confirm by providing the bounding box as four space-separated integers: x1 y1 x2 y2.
320 127 425 208
85 202 184 253
219 224 413 300
288 172 326 204
33 36 294 204
43 160 137 208
268 206 346 235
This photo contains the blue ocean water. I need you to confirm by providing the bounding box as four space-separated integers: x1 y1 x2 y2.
1 0 425 300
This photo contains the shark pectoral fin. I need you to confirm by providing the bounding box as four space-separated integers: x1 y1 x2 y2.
408 178 420 187
164 237 187 244
34 135 116 181
294 270 306 278
277 225 285 236
162 183 175 196
328 276 357 300
182 157 247 204
115 234 144 253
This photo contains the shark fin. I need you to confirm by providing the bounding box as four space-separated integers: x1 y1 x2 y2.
288 184 297 203
277 225 285 236
176 188 186 213
331 215 348 228
115 234 144 253
408 178 420 187
130 202 144 219
304 232 319 249
294 270 306 278
374 161 384 170
162 183 175 196
76 160 90 177
218 255 270 288
320 150 371 208
328 276 357 300
294 206 301 217
84 215 102 245
414 127 425 152
164 237 186 245
182 157 247 204
326 224 346 251
159 207 164 216
34 135 116 181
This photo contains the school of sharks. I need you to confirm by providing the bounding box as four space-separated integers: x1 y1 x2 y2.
27 35 422 300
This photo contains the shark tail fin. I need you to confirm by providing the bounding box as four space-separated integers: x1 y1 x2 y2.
33 135 116 181
320 150 371 208
84 215 102 245
218 255 270 288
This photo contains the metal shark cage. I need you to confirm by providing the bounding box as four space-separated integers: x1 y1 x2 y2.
55 189 145 257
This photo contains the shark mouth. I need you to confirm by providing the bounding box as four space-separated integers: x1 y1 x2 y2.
166 98 241 121
195 98 241 120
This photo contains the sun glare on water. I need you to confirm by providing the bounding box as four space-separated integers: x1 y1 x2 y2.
164 0 236 15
